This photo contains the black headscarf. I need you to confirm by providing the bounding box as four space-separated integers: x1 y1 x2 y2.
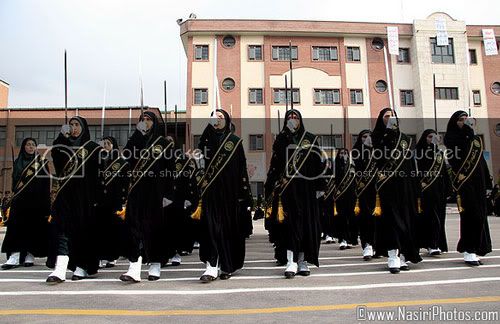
353 129 371 152
416 129 437 153
335 148 350 176
12 138 37 189
282 109 305 134
68 116 90 147
443 111 474 148
141 111 162 145
198 109 232 159
102 136 120 160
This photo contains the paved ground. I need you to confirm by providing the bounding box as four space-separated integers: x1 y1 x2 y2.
0 207 499 323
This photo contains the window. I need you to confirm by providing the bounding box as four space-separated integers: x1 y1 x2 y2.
88 125 131 146
273 88 300 104
194 89 208 104
346 47 361 62
250 181 264 198
400 90 414 106
491 82 500 95
271 46 298 61
222 36 236 48
15 125 59 146
495 123 500 137
371 38 385 50
350 89 364 104
435 87 459 100
375 80 388 93
0 127 6 146
469 49 478 65
249 134 264 151
194 45 209 60
318 134 343 149
430 38 455 64
248 45 263 61
314 89 340 105
473 90 481 106
249 88 263 104
312 46 338 61
193 135 202 149
398 48 410 63
222 78 235 91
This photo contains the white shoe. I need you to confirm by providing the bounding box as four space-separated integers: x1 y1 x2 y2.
363 245 373 260
284 250 297 278
72 267 89 280
171 253 181 266
24 252 35 266
99 260 107 269
388 249 400 274
200 262 218 282
2 252 20 269
464 252 480 266
325 236 334 244
193 242 200 249
428 248 441 256
148 263 161 281
400 254 409 271
297 252 310 276
339 240 348 250
106 260 117 268
47 255 69 283
120 256 142 282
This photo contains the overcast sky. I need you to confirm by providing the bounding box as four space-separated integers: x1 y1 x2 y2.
0 0 498 111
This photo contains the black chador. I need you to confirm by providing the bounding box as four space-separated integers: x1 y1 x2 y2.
415 129 449 255
444 111 492 265
95 136 129 268
47 116 102 283
169 152 201 264
120 111 175 282
194 109 252 282
1 138 50 269
331 148 358 250
265 109 324 279
352 130 376 260
320 160 335 244
371 108 422 273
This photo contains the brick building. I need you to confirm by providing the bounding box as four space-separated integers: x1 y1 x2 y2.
180 12 500 197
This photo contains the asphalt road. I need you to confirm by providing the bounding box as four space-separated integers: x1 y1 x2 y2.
0 207 498 323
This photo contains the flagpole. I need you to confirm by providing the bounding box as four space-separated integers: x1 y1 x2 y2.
433 74 438 132
100 81 107 138
164 80 168 137
288 41 294 111
64 50 68 123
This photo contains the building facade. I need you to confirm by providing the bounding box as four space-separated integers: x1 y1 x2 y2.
180 12 500 197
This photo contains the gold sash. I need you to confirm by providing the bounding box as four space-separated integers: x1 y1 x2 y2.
420 150 444 192
375 132 412 192
452 136 483 192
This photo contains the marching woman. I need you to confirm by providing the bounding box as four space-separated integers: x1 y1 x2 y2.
265 109 325 278
371 108 422 273
332 148 358 250
194 109 252 282
47 116 102 283
95 136 129 268
444 111 492 265
120 111 175 282
1 138 50 269
415 129 449 256
352 130 377 260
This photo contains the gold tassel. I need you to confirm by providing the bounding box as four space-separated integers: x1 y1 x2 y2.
373 193 382 217
417 197 423 214
354 198 360 216
265 206 272 219
456 194 464 213
333 201 338 217
47 215 52 223
116 207 126 220
277 197 285 224
191 200 202 220
5 207 10 220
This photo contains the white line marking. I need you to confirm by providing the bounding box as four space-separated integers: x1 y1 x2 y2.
0 264 499 283
2 256 499 273
0 277 499 296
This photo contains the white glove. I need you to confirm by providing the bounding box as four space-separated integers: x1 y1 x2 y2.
316 191 325 199
386 116 398 129
465 117 476 129
162 197 172 207
209 114 218 127
136 121 147 135
431 134 441 146
183 200 192 209
61 124 71 137
363 135 373 148
98 140 105 147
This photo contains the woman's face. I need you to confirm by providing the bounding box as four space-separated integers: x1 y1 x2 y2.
24 140 36 155
382 110 393 126
70 120 82 138
361 133 370 142
214 111 226 130
426 132 435 145
457 115 467 129
143 115 154 130
102 139 113 152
